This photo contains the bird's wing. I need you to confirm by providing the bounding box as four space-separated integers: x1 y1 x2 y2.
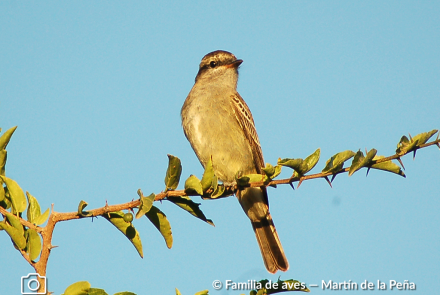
230 92 265 173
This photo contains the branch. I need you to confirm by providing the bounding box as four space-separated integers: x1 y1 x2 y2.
0 127 438 293
160 133 440 197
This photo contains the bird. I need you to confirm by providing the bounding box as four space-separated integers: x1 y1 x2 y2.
181 50 289 273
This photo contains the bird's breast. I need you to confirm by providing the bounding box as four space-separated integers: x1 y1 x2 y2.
182 88 256 183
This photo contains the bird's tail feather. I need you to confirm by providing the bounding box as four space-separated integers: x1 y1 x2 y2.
252 214 289 273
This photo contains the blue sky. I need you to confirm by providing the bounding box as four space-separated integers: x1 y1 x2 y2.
1 1 439 294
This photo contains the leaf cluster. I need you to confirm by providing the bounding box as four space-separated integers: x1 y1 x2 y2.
0 127 49 262
274 129 437 188
106 154 219 255
124 129 439 256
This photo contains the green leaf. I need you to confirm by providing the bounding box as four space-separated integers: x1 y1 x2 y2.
175 289 182 295
201 157 215 192
0 187 12 209
26 228 42 261
278 158 308 175
262 163 282 180
26 192 42 223
396 136 415 155
145 205 173 249
0 176 27 213
209 183 227 199
322 150 355 174
396 135 414 155
412 129 438 145
164 154 182 190
0 183 4 203
194 290 209 295
211 174 218 192
62 281 91 295
6 212 24 236
371 156 405 177
0 126 17 150
365 148 377 161
103 211 143 258
394 129 436 155
32 208 50 226
184 175 203 196
349 150 364 176
303 148 321 173
167 196 214 226
202 176 232 199
135 190 155 219
0 221 26 250
206 175 220 199
262 163 275 177
113 292 136 295
236 174 265 187
271 165 282 179
77 200 92 217
0 150 7 176
88 288 109 295
78 200 88 212
287 148 322 178
348 149 377 176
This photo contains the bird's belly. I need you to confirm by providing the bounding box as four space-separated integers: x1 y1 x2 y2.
184 110 256 184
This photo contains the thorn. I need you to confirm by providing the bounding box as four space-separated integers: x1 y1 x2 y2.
436 142 440 150
366 167 371 176
408 133 413 141
365 147 368 154
324 176 333 188
289 182 295 190
297 178 303 189
397 158 405 170
413 149 417 160
331 174 337 182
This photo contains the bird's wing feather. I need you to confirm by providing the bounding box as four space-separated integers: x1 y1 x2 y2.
230 92 265 173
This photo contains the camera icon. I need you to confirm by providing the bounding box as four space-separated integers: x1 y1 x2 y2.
21 273 46 294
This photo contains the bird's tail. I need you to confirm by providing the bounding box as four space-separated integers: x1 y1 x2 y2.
238 187 289 273
252 213 289 273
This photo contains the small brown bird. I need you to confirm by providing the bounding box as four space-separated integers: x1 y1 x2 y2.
181 50 289 273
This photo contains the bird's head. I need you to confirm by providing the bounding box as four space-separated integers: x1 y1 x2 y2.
195 50 243 86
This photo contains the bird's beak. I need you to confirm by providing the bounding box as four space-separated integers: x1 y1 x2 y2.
226 59 243 68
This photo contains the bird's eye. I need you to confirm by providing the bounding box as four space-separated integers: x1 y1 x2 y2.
210 61 217 68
